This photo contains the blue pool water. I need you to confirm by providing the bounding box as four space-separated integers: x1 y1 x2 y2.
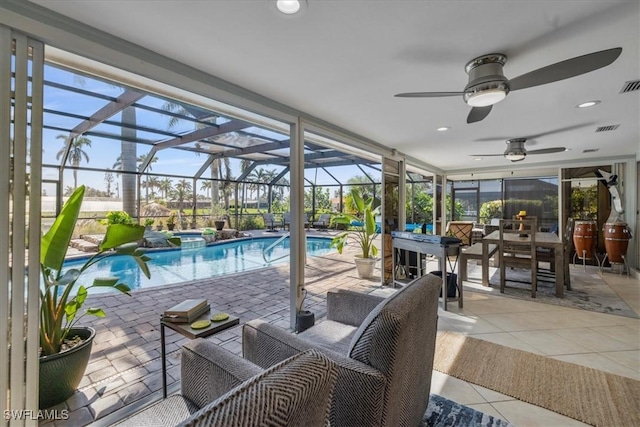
63 237 334 293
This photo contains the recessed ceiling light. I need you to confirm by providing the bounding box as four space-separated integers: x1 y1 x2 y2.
437 127 450 132
576 100 601 108
474 157 483 161
276 0 305 14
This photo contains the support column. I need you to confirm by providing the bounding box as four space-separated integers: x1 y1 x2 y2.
290 118 305 329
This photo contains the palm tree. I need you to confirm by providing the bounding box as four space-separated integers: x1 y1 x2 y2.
104 169 115 197
147 176 161 199
239 159 253 212
172 179 192 216
200 180 212 198
138 152 158 202
275 176 289 200
158 177 173 199
55 134 91 189
249 168 268 210
220 163 234 210
263 168 277 209
118 106 138 215
163 101 229 216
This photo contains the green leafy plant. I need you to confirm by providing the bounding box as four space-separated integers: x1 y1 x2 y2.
144 218 155 227
40 186 151 356
330 189 379 259
166 212 177 226
101 210 136 226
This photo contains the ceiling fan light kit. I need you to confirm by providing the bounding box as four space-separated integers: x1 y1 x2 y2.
505 152 526 162
466 88 507 107
463 54 510 107
395 47 622 123
504 138 527 162
471 137 566 162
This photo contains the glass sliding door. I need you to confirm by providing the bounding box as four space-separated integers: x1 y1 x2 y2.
452 186 479 222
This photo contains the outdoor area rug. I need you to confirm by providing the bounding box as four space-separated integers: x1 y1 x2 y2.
462 262 638 318
423 394 513 427
434 330 640 427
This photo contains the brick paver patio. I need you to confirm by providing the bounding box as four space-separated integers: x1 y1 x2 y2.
41 231 382 426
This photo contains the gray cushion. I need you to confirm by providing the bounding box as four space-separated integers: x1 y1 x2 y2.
298 319 357 354
114 395 199 427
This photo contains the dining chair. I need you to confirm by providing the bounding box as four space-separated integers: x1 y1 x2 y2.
499 218 538 297
537 218 574 290
445 221 475 246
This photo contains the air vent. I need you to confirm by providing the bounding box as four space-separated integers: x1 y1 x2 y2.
582 148 599 154
595 124 619 132
620 80 640 93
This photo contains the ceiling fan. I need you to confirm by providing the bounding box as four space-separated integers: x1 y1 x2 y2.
395 47 622 124
470 138 566 162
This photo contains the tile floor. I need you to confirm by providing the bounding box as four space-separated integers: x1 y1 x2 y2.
41 232 640 426
429 270 639 426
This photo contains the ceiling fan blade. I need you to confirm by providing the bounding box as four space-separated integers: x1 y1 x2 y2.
508 47 622 91
527 147 566 155
468 153 504 157
467 106 492 124
475 123 593 142
394 91 465 98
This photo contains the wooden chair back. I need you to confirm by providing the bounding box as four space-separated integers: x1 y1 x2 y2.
499 218 538 297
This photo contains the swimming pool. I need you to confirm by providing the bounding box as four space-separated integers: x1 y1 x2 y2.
63 236 334 293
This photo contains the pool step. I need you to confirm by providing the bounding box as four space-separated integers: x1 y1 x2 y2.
181 237 206 250
80 234 105 245
70 238 99 252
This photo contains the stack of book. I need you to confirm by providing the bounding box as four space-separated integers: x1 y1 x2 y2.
162 299 210 323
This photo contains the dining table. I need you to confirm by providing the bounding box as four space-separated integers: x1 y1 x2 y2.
482 230 565 297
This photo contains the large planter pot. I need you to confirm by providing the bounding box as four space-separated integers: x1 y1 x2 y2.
214 220 225 231
39 327 95 409
354 256 377 279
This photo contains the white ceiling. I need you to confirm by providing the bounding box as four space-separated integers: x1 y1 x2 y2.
31 0 640 174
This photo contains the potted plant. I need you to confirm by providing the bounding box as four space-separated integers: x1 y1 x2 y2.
39 185 152 408
210 204 227 231
156 220 164 231
144 218 154 230
330 189 379 279
166 212 177 231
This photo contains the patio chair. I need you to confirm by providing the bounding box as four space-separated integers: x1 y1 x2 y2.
115 344 338 427
282 212 310 230
242 273 441 426
262 213 278 231
312 213 332 229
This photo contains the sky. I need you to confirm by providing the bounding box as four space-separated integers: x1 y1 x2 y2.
40 63 385 199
